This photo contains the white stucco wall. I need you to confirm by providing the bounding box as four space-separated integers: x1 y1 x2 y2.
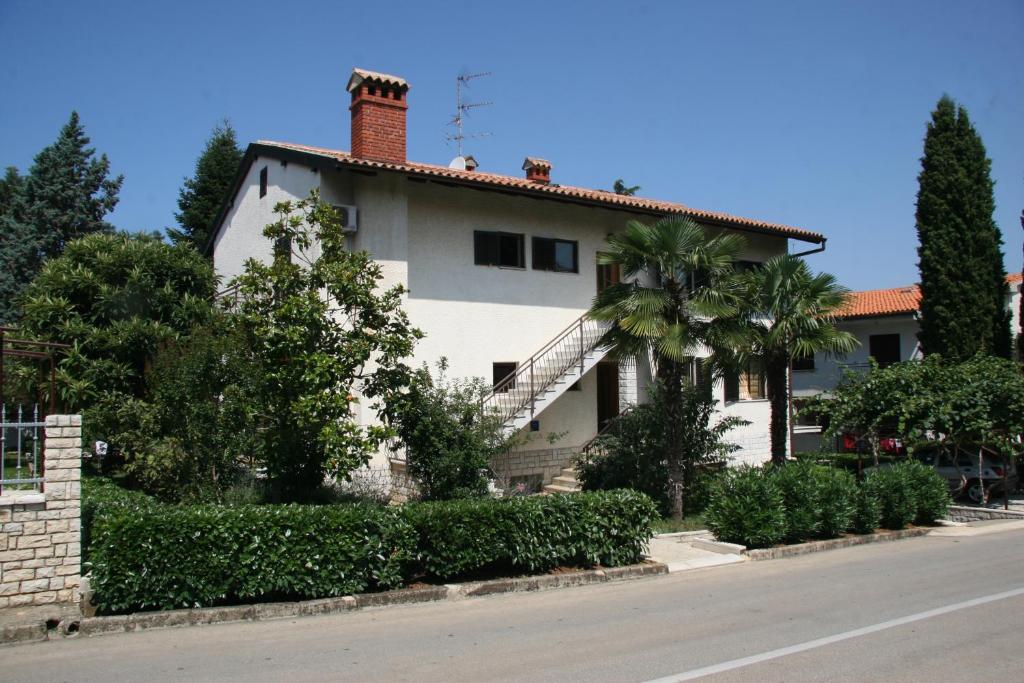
792 315 921 397
212 158 321 283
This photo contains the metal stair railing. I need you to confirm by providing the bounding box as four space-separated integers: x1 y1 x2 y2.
482 313 610 427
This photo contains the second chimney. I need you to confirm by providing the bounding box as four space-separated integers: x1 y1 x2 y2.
522 157 552 184
346 68 409 164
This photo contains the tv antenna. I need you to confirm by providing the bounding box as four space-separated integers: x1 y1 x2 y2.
446 71 492 158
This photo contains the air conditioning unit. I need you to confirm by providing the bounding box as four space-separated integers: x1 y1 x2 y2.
332 204 358 233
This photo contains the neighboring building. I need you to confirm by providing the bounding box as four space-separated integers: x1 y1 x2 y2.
206 68 827 489
791 274 1023 452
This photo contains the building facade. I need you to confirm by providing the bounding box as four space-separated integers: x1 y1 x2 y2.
207 68 827 489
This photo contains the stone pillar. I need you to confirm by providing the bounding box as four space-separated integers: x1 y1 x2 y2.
0 415 82 608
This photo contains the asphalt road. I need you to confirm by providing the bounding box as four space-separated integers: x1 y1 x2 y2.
6 527 1024 683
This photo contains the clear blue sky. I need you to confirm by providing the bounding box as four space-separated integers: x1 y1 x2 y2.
1 0 1021 290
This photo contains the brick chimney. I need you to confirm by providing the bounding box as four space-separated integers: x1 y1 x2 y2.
522 157 551 184
346 68 409 163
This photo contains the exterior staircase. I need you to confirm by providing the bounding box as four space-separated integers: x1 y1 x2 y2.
543 466 582 494
481 312 612 435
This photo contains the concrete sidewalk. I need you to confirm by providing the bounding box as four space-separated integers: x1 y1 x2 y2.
645 532 746 572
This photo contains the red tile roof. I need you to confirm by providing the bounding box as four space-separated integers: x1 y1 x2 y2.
838 274 1022 319
255 141 825 244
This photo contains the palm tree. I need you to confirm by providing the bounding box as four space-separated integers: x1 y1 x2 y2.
730 254 857 464
590 216 745 519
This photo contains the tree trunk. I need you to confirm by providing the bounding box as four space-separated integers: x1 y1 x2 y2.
766 356 789 465
659 357 686 520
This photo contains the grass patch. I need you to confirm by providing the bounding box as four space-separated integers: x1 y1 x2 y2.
652 514 706 534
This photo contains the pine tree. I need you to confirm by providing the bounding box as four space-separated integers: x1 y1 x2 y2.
169 121 243 251
916 96 1010 360
22 111 123 260
0 166 25 212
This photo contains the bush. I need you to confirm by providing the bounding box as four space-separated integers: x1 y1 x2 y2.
87 490 656 613
576 384 743 515
384 359 513 501
81 476 157 563
863 465 916 529
816 467 859 537
89 503 416 613
772 461 822 543
902 460 951 524
705 466 787 548
852 485 882 533
403 489 657 579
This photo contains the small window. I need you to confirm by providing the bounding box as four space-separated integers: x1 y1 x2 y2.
532 237 579 273
735 260 762 273
567 379 582 392
725 360 766 401
259 166 268 198
493 362 517 392
475 231 524 268
273 236 291 262
792 351 815 372
597 262 620 294
869 334 901 367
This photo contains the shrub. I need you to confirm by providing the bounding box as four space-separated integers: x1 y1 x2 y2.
863 465 916 529
402 490 657 579
705 466 787 548
851 485 882 533
384 359 514 501
772 461 823 543
901 460 951 524
816 467 859 537
81 476 157 563
576 384 743 515
89 503 416 613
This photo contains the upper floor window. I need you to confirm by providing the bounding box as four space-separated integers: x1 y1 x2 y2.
869 334 901 367
474 231 524 268
532 237 579 273
493 362 517 392
259 166 268 198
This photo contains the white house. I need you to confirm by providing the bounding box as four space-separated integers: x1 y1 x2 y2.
791 274 1023 453
206 68 827 491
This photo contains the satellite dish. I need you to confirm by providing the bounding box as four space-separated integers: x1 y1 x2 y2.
448 156 467 170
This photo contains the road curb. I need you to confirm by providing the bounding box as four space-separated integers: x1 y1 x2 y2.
744 527 932 561
2 562 667 646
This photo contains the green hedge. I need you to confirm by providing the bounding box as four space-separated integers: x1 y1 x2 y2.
403 489 657 579
706 460 949 548
87 489 656 613
82 476 158 563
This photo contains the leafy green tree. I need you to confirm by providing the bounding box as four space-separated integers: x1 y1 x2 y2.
384 358 515 501
916 96 1010 359
590 216 744 519
169 121 243 250
612 179 640 196
576 383 745 515
231 191 421 501
729 254 857 463
15 232 217 410
0 113 122 322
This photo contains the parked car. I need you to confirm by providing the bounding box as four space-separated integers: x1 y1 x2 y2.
911 445 1018 504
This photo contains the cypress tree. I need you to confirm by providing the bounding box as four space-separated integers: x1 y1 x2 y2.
916 96 1010 359
169 121 243 251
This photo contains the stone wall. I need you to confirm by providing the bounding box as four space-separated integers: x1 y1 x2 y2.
0 415 82 608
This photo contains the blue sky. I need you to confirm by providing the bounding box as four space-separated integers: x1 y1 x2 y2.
1 0 1021 290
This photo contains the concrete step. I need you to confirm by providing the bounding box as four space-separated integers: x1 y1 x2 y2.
550 476 579 488
542 483 580 495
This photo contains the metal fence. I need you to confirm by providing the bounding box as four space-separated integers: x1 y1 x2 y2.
0 404 45 495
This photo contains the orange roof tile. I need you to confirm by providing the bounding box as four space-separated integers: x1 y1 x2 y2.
838 273 1021 319
254 141 825 244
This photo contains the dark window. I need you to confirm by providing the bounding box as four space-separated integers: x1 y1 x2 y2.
597 262 620 294
567 379 582 391
259 166 268 198
493 362 517 392
532 237 579 273
735 260 761 273
725 360 766 401
273 236 291 262
869 334 901 367
475 231 524 268
792 351 815 372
